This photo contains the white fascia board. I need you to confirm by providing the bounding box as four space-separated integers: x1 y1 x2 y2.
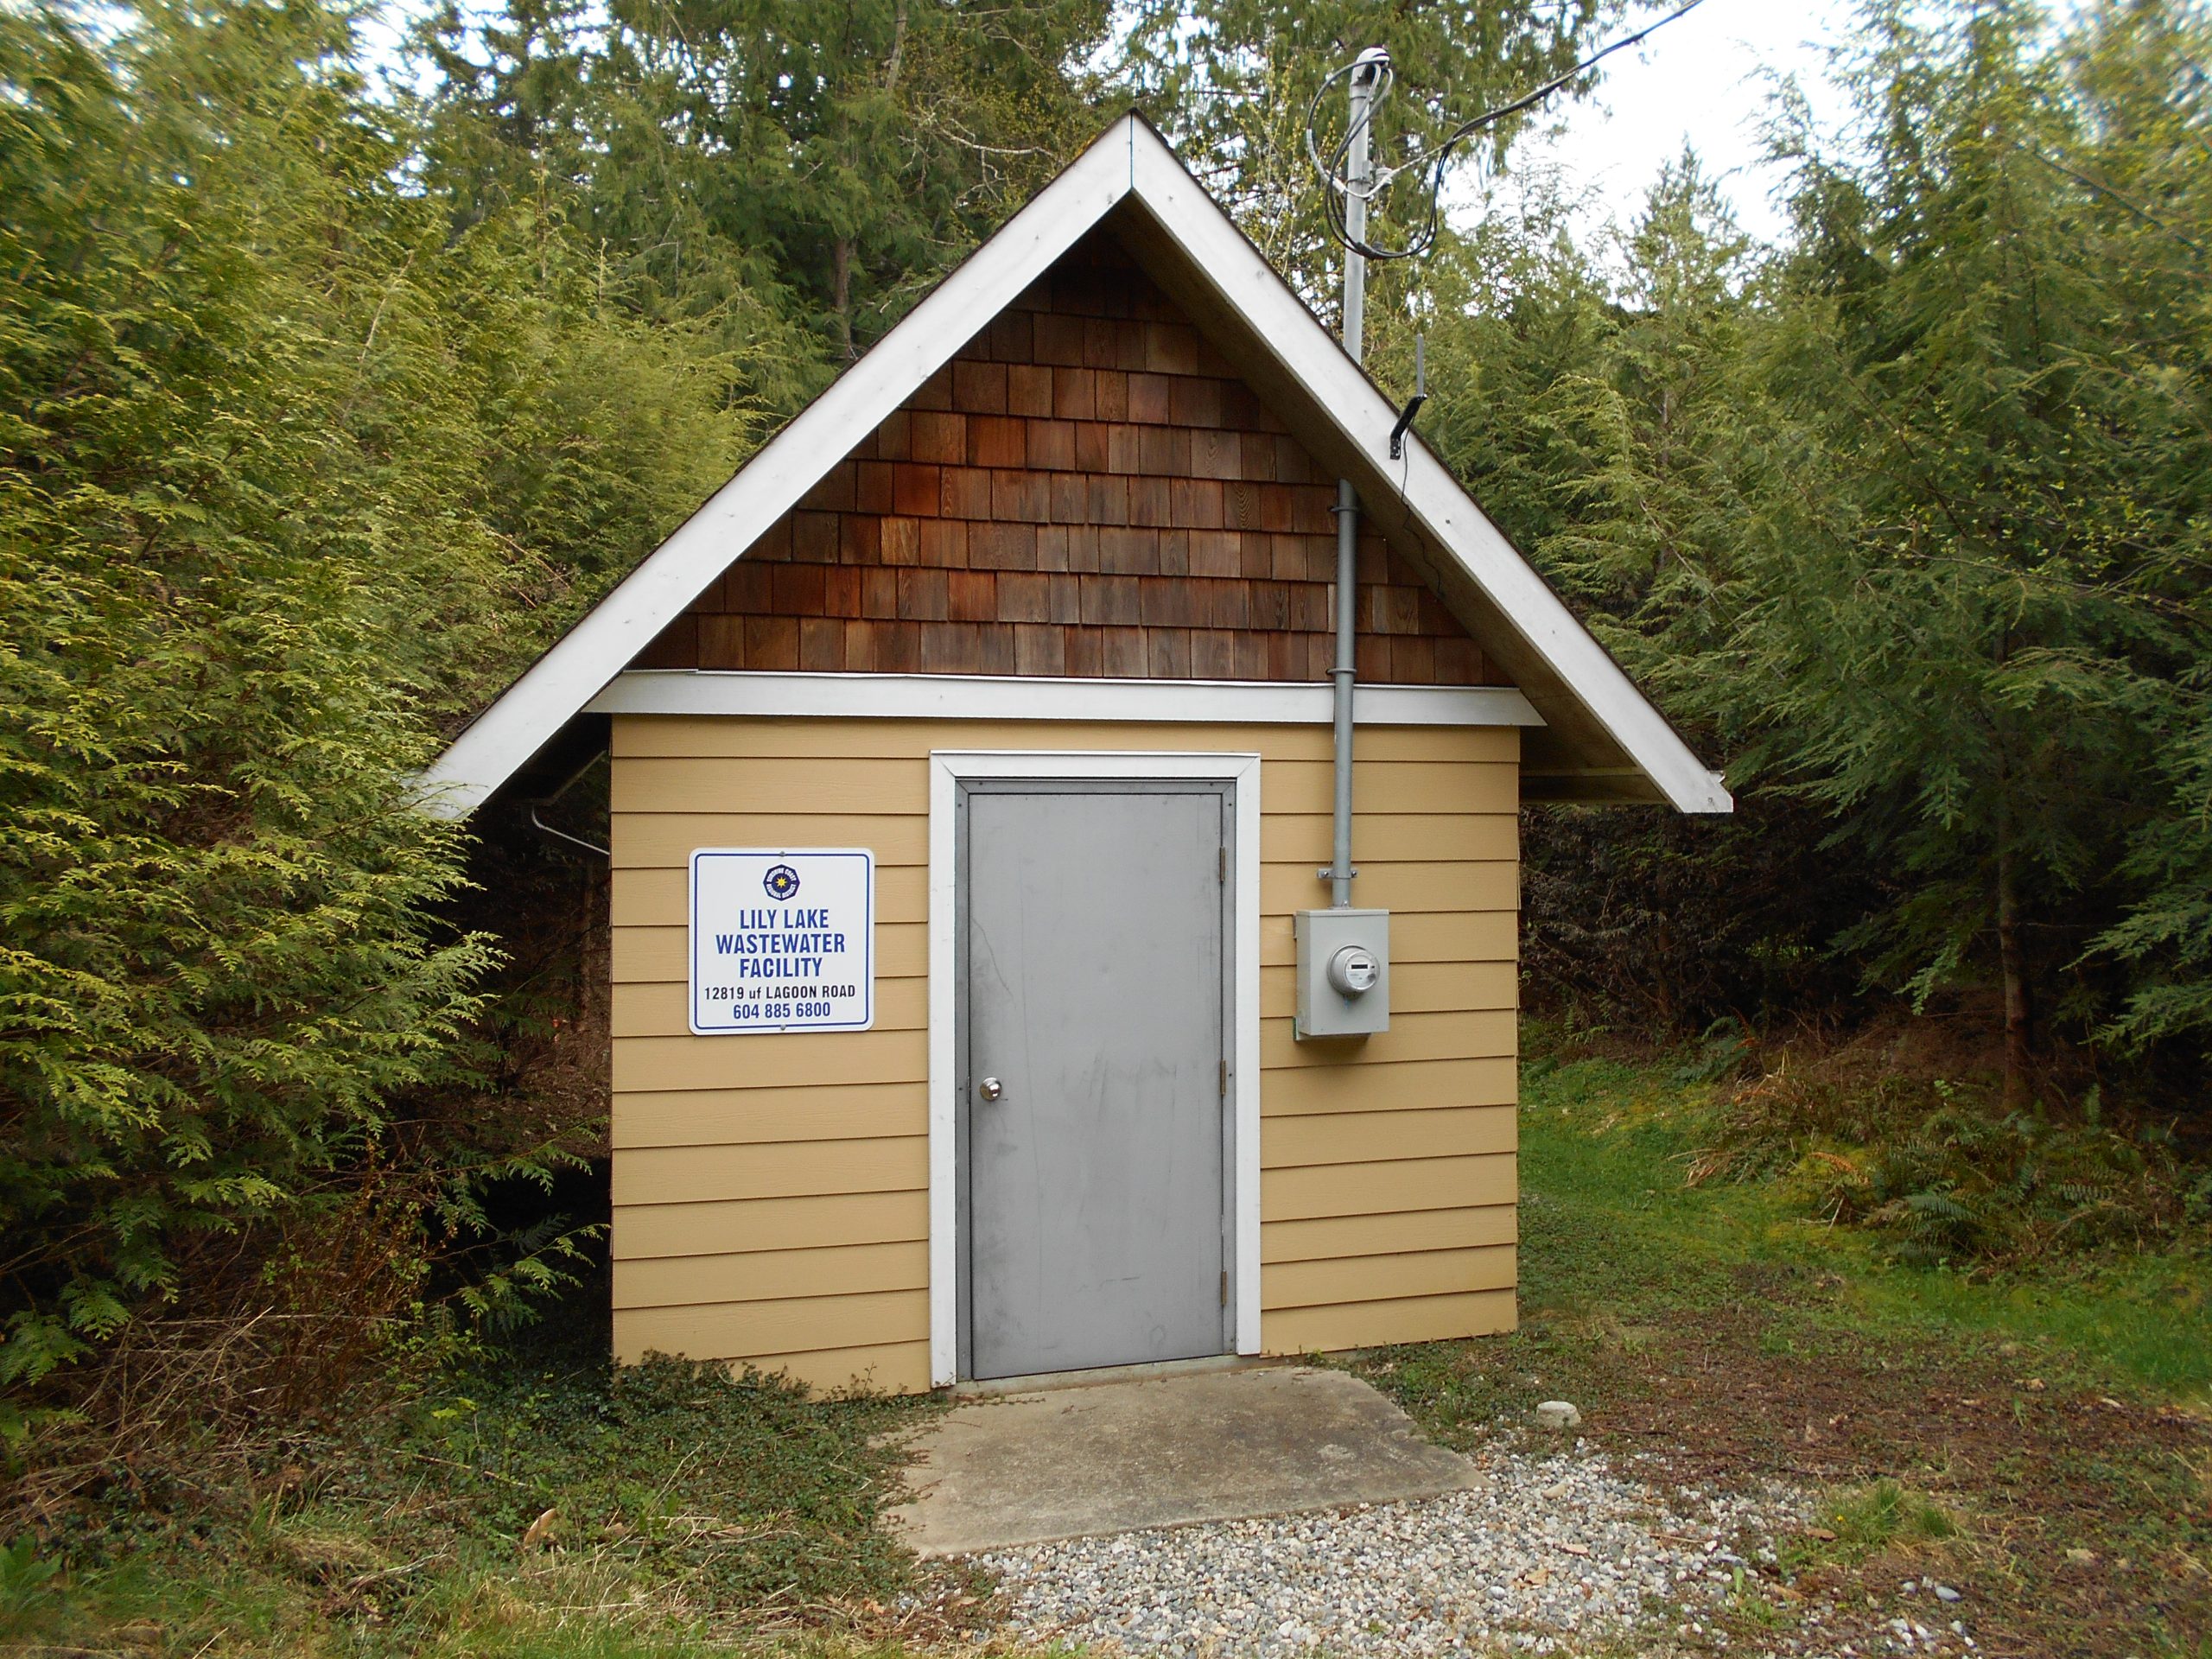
587 670 1544 728
1121 129 1733 816
412 120 1145 820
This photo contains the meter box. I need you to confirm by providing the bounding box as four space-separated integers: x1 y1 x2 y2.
1294 908 1391 1039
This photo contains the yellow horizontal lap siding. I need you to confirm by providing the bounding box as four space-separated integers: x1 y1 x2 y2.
1261 1205 1517 1264
1259 1056 1519 1118
1262 812 1516 863
613 1289 929 1365
613 814 930 869
1262 1288 1517 1352
613 1029 925 1094
1258 861 1517 916
1263 1152 1517 1221
1260 1008 1516 1070
1263 1244 1517 1310
615 1241 930 1310
612 1136 927 1206
1261 761 1519 817
613 754 1516 819
1260 960 1516 1016
613 756 932 816
1262 1105 1516 1168
608 711 1520 1385
613 1192 926 1259
613 1083 925 1150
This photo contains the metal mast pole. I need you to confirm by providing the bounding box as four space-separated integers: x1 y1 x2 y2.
1329 48 1385 909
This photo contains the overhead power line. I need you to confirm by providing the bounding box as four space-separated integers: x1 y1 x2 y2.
1306 0 1713 264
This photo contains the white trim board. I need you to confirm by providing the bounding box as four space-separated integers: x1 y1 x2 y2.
418 113 1731 818
589 670 1543 728
926 749 1263 1388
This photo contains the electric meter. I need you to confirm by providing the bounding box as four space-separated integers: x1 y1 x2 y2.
1294 908 1390 1039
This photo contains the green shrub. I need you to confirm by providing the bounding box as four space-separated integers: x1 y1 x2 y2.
0 0 744 1427
1694 1056 2201 1267
0 0 502 1395
1803 1090 2192 1267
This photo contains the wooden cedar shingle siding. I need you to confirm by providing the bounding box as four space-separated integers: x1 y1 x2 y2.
607 715 1519 1392
635 233 1501 686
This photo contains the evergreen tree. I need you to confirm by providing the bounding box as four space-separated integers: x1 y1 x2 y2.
0 0 747 1390
0 0 485 1385
1410 162 1880 1033
417 0 1111 397
2062 0 2212 1054
1694 0 2212 1103
1408 1 2212 1107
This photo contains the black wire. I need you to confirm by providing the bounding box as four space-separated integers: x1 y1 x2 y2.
1303 53 1396 257
1308 0 1713 263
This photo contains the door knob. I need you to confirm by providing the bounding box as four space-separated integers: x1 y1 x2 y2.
976 1077 1004 1103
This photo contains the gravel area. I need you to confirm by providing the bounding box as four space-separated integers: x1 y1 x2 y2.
966 1442 1827 1656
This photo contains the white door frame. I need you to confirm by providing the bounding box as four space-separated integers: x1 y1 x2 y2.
927 749 1262 1388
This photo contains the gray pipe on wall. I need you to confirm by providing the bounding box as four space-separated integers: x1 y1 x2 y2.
1328 50 1384 909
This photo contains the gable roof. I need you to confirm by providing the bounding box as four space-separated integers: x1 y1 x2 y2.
419 114 1732 817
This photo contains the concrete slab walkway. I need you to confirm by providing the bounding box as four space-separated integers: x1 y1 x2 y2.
887 1364 1479 1556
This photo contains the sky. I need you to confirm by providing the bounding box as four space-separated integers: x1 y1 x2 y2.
1499 0 1864 246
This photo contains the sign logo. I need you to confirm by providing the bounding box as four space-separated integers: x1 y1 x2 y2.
763 863 801 901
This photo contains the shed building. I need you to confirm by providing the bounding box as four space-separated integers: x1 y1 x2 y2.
423 116 1731 1395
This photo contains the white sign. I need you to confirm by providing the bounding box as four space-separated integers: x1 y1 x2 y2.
689 849 874 1035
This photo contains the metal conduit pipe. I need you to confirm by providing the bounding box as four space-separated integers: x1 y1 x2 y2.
1329 491 1357 908
1328 48 1386 910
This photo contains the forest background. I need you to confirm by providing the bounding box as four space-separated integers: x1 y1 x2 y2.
3 0 2209 1479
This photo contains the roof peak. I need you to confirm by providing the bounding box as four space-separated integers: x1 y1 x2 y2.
418 114 1727 817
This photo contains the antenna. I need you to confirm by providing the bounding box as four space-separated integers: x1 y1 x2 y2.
1389 334 1427 460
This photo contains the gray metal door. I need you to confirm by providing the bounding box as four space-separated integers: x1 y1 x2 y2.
960 781 1231 1381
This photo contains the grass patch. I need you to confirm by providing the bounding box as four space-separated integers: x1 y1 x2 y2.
1839 1249 2212 1399
1815 1478 1961 1555
1514 1047 2212 1399
3 1303 952 1656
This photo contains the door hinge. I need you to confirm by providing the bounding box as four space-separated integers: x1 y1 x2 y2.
1220 1269 1229 1306
1219 1059 1229 1097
